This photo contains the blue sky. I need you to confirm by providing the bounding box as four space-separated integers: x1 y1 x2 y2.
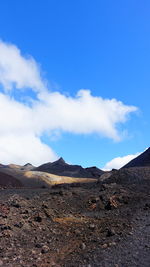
0 0 149 169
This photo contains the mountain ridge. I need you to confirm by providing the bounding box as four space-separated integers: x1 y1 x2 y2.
34 157 104 178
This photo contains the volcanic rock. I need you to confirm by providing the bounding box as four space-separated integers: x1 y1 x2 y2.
105 167 150 185
0 175 149 267
0 150 149 266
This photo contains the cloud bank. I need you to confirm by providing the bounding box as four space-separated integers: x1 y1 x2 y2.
103 152 141 171
0 40 138 165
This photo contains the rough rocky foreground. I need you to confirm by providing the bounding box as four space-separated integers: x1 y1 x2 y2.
0 169 150 267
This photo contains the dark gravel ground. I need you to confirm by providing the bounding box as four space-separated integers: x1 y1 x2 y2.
0 179 149 267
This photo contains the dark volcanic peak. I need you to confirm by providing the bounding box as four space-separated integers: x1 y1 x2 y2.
122 147 150 168
24 163 33 167
21 163 35 171
57 157 66 164
51 157 67 166
35 158 103 178
35 157 67 170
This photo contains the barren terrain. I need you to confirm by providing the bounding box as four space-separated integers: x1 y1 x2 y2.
0 170 149 267
0 151 150 266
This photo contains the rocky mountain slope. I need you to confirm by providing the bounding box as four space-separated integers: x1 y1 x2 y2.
122 147 150 168
106 166 150 185
0 171 22 188
34 158 103 178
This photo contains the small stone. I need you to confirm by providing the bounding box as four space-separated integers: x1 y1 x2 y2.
35 243 43 248
106 229 115 237
59 190 64 196
66 232 70 237
22 209 29 214
14 222 23 228
0 260 3 266
109 242 116 246
80 243 86 250
89 224 95 230
44 209 52 218
34 215 42 222
74 229 81 236
23 223 30 230
41 245 49 254
32 249 37 254
102 243 108 248
145 203 150 209
42 203 48 209
128 232 133 235
91 197 99 203
11 202 20 208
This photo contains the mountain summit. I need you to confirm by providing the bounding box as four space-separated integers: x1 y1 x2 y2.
54 157 67 165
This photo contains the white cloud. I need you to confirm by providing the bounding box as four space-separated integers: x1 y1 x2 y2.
35 90 137 141
0 40 45 91
0 40 138 165
0 133 57 166
103 152 141 171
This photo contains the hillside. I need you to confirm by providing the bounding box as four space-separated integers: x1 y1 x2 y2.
106 167 150 185
0 164 97 188
34 157 103 178
122 147 150 168
0 171 22 188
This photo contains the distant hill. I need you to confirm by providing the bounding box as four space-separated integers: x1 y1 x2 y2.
34 157 103 178
0 163 34 171
0 171 22 188
0 161 98 188
85 166 104 177
122 147 150 168
20 163 35 171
